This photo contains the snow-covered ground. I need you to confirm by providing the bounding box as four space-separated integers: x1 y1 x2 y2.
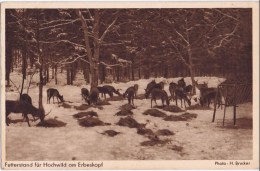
5 71 252 160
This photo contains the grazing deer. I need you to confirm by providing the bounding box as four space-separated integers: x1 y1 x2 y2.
20 94 35 121
81 88 89 102
6 100 45 127
47 88 64 104
87 87 99 105
20 94 32 105
102 85 121 96
200 90 221 108
145 81 164 99
150 88 169 108
97 86 113 99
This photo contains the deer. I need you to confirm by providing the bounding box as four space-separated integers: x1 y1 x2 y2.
175 88 191 108
123 84 139 98
200 91 222 108
81 88 89 102
145 81 164 99
169 82 177 102
177 78 186 90
102 85 121 96
20 94 36 121
6 100 45 127
86 87 99 105
97 86 113 99
47 88 64 104
127 87 135 105
150 88 170 108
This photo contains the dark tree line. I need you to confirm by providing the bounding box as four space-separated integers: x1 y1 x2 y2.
5 8 252 107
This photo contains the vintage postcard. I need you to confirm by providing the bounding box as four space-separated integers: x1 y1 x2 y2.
1 1 259 170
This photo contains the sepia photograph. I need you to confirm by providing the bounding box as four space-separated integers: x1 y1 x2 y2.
1 2 259 170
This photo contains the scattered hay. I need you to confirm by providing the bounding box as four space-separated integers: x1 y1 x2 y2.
158 105 184 113
117 116 145 128
73 111 98 119
36 119 67 127
59 102 72 108
100 130 121 137
115 109 133 116
106 96 124 101
168 145 183 152
137 128 154 136
186 104 211 110
119 104 136 111
143 109 167 118
164 112 197 121
140 138 171 146
78 117 111 127
96 100 111 106
74 104 91 111
156 129 175 136
135 94 146 100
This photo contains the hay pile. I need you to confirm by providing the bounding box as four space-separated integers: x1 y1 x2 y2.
143 109 167 118
186 104 211 110
95 100 111 106
73 111 98 119
74 104 91 111
137 128 154 136
59 102 72 109
115 109 133 116
135 94 146 100
78 117 111 127
117 116 145 128
100 130 121 137
119 104 136 111
160 105 184 113
36 119 67 127
164 112 197 121
106 96 124 101
140 138 171 146
168 145 183 152
156 129 175 136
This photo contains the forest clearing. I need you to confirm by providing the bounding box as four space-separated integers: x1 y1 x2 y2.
4 8 253 161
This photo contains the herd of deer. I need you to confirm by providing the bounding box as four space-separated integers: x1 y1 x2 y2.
6 78 221 127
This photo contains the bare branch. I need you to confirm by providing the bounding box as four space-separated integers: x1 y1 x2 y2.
100 12 119 41
214 9 239 22
40 19 80 31
212 24 238 49
175 29 189 45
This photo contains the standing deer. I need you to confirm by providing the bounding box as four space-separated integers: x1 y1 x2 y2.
47 88 64 104
150 88 169 108
6 100 45 127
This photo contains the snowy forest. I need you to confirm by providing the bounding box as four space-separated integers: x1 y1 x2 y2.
5 8 253 161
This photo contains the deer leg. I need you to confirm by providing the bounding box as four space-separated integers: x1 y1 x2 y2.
24 114 31 127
